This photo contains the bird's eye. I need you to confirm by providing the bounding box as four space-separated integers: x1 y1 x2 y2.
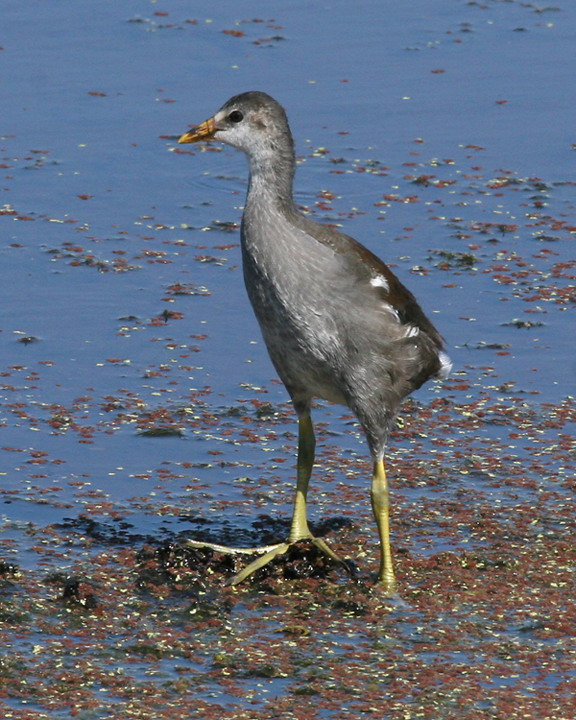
228 110 244 123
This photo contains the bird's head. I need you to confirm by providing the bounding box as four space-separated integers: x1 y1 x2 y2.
178 91 293 164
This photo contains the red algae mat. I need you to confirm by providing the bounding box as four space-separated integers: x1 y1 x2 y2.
2 1 576 718
1 388 575 719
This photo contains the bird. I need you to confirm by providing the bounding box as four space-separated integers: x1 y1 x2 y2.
178 91 451 593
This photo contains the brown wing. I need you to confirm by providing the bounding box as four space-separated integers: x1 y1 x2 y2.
293 213 445 350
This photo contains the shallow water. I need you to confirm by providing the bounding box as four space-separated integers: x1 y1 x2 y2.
1 1 575 718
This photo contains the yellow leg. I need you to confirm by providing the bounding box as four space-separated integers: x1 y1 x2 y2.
371 459 396 594
288 412 315 542
229 412 348 584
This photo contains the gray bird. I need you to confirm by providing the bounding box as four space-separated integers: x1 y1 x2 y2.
179 91 451 593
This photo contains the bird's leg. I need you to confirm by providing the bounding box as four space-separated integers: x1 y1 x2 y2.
288 411 315 541
229 412 347 585
291 414 343 563
371 458 396 594
227 412 316 585
288 413 344 565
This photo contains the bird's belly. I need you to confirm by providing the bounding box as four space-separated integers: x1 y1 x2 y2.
247 280 349 405
262 324 349 406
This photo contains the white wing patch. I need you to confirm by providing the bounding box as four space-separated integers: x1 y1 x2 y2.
403 325 420 338
370 275 389 292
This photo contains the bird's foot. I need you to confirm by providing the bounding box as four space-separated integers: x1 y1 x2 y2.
229 541 291 585
230 535 351 585
181 536 351 585
181 538 283 557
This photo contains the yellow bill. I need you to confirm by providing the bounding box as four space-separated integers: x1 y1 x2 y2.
178 118 216 144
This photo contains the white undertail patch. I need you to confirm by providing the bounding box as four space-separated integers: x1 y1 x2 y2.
437 351 453 379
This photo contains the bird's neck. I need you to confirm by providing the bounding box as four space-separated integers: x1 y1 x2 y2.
245 148 297 218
